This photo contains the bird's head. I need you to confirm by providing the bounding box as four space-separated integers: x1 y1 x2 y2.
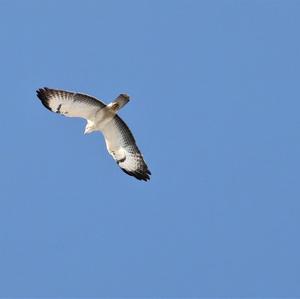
84 121 95 135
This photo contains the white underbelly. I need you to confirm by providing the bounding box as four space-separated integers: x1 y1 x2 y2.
94 108 115 131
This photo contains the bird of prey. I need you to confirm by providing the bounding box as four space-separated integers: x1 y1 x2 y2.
36 87 151 181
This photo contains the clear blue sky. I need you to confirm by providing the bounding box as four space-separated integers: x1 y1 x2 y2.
1 0 300 297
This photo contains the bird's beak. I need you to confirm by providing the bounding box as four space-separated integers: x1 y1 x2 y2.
84 127 92 135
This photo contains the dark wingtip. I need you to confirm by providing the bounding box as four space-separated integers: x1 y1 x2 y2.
36 87 52 112
120 167 151 182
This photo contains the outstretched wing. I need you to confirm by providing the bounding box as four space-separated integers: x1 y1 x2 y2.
36 87 105 120
102 115 151 181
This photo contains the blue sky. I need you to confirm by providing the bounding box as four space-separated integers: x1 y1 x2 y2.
1 0 300 297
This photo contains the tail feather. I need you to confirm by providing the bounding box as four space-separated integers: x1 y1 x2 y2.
107 94 130 112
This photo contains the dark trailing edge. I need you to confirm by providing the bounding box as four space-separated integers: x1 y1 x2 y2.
120 167 151 181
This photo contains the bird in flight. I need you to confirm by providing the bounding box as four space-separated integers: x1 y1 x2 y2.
36 87 151 181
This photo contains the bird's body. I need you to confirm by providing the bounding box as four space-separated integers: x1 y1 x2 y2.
37 88 151 181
